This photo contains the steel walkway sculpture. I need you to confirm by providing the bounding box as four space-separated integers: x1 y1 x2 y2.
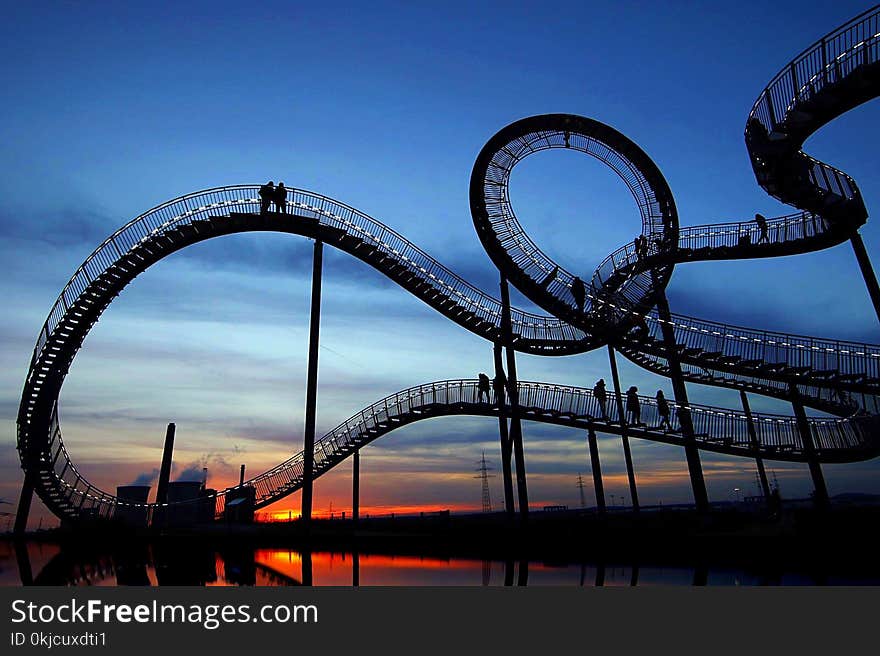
15 6 880 525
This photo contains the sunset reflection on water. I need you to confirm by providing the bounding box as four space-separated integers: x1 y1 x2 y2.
4 540 874 586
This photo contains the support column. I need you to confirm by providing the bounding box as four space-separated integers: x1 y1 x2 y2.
302 240 323 524
789 382 829 508
587 427 606 515
352 551 360 587
607 345 639 512
499 277 528 520
14 473 34 536
850 232 880 325
654 293 709 514
352 447 359 523
493 342 515 516
740 390 771 501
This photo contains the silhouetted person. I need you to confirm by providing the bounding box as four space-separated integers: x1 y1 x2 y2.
273 181 287 213
655 390 671 431
631 315 650 340
593 378 608 420
493 370 507 404
477 373 491 403
571 276 586 312
626 386 641 426
540 265 559 290
754 213 769 243
563 130 570 148
259 180 275 214
634 234 650 259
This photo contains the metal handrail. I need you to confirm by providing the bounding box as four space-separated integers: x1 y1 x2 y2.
38 377 877 520
744 6 878 217
239 378 873 505
29 185 586 372
748 5 880 131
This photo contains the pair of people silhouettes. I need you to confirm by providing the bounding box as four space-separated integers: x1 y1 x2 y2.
595 379 670 430
478 371 508 404
259 180 288 214
628 387 673 429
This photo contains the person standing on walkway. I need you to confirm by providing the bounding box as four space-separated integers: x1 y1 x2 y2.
626 386 642 426
493 369 507 404
274 181 288 213
594 378 608 420
754 213 769 243
655 389 672 431
477 372 491 403
259 180 275 214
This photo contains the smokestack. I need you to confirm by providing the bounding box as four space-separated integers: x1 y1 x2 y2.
202 467 208 489
239 464 246 486
155 423 176 506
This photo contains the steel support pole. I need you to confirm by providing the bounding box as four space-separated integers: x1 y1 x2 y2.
850 232 880 325
587 427 606 515
302 240 323 524
493 342 515 516
789 383 829 508
740 390 771 501
499 277 528 520
13 473 34 536
607 345 639 512
655 293 709 514
352 447 359 523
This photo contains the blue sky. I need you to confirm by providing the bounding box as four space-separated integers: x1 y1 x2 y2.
1 1 879 528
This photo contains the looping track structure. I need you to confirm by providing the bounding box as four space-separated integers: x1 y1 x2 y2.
16 7 880 524
469 114 677 342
